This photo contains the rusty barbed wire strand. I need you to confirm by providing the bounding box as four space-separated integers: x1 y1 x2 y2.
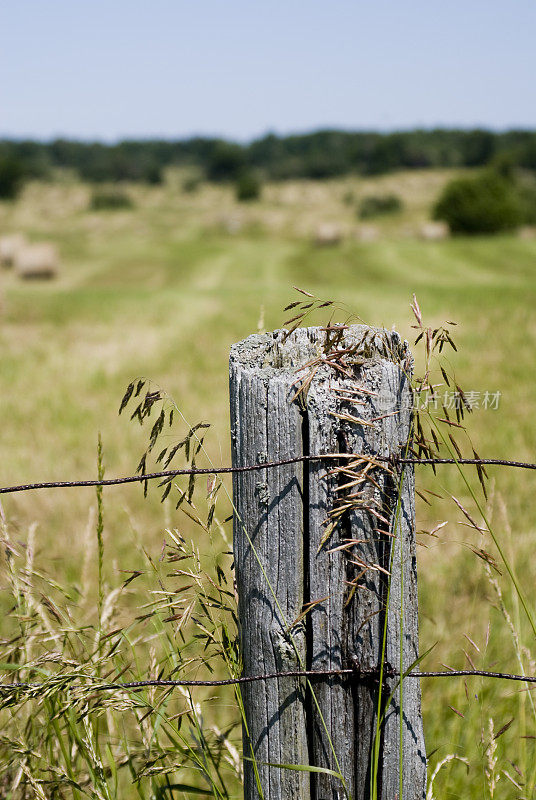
1 456 535 496
0 456 313 495
2 667 536 696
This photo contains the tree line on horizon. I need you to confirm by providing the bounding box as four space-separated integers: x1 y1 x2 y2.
1 128 536 188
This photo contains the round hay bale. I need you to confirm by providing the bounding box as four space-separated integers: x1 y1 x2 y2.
313 223 342 247
418 221 449 241
354 224 379 243
15 242 59 280
0 233 27 268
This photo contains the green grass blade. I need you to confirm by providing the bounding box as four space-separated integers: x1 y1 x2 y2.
247 759 344 780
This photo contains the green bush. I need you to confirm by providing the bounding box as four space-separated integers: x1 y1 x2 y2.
517 174 536 224
0 157 24 200
359 193 403 219
90 188 134 211
433 171 522 234
182 175 202 193
235 171 261 202
206 141 245 182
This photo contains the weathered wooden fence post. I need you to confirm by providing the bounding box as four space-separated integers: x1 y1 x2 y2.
230 325 426 800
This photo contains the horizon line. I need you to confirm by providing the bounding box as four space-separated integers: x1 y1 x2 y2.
2 124 536 147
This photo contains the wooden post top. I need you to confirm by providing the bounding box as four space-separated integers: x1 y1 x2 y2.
230 324 410 378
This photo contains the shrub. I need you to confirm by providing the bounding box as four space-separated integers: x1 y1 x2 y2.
206 141 245 182
359 193 403 219
235 171 261 202
0 157 24 200
182 175 202 193
144 163 163 184
433 171 522 234
90 188 134 211
517 174 536 225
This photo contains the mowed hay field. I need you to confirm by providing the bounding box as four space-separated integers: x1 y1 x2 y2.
1 169 536 797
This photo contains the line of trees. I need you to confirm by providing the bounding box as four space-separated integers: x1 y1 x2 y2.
1 129 536 191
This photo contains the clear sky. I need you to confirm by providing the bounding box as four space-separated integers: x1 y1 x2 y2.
1 0 535 142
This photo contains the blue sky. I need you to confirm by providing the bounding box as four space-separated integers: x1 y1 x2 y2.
1 0 535 141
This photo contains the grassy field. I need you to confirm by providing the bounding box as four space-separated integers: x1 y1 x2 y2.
1 169 536 798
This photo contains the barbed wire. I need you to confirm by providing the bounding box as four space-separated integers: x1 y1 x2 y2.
2 454 535 693
397 457 536 470
1 666 536 696
0 456 313 495
1 455 535 496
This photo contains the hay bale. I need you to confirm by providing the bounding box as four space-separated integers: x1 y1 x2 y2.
355 225 379 243
313 223 342 246
518 226 536 240
419 221 449 241
15 242 58 280
0 233 27 268
224 215 243 235
215 214 243 235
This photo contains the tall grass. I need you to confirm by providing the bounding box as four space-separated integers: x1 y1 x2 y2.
1 222 536 798
406 299 536 799
0 483 243 798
